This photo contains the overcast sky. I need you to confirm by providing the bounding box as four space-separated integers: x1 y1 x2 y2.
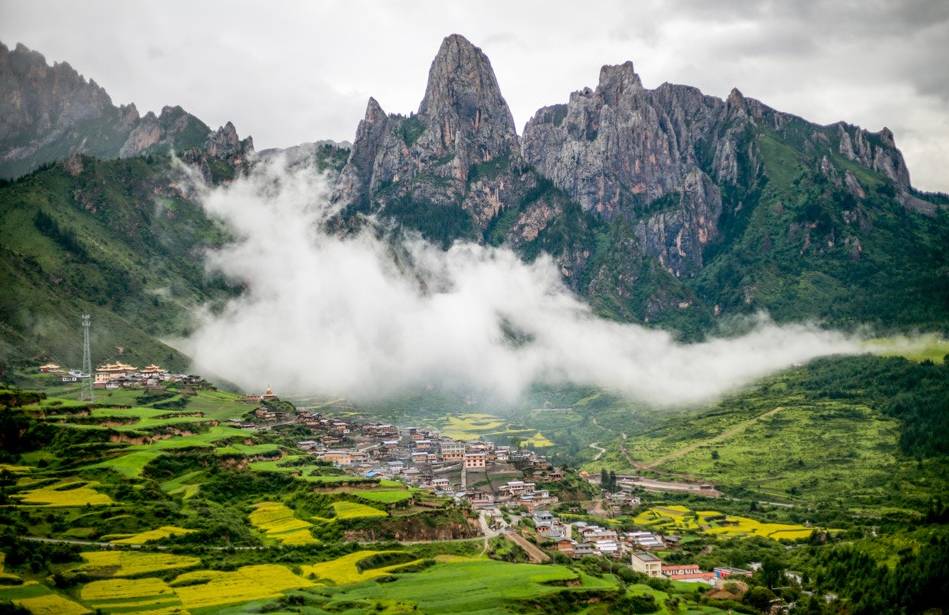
2 0 947 191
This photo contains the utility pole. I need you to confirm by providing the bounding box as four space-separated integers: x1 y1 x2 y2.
81 314 94 402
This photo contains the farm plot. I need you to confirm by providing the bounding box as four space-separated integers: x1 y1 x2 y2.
520 432 554 448
160 470 204 498
249 501 317 545
330 501 387 520
327 558 615 611
130 425 247 451
633 505 815 541
346 488 415 504
81 577 182 613
93 449 161 478
111 525 195 545
78 550 200 577
16 480 112 507
300 550 419 585
171 564 313 610
0 582 90 615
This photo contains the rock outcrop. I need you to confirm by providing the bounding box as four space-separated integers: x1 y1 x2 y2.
0 41 253 178
334 34 538 227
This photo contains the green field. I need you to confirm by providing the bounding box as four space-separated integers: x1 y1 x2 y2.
324 558 615 612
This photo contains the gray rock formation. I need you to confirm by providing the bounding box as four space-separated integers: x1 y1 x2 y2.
334 34 537 227
0 41 253 178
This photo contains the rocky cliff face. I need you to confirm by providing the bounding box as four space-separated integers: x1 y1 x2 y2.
521 62 739 276
334 34 540 228
0 41 254 178
331 34 939 329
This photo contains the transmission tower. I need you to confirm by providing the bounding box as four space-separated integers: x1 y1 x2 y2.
80 314 94 402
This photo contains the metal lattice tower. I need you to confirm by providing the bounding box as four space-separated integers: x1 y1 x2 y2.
80 314 94 402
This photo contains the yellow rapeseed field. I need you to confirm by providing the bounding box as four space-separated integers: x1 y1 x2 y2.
172 564 312 610
633 505 814 541
521 432 554 448
249 501 318 545
6 583 90 615
331 501 386 520
111 525 195 544
79 550 200 577
300 550 418 585
17 480 112 506
81 577 181 612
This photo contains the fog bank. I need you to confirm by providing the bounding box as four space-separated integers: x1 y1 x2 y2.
179 159 863 406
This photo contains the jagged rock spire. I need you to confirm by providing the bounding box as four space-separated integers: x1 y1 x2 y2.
417 34 518 163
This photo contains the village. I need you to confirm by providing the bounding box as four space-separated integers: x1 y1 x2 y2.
35 360 757 594
39 361 201 389
236 387 753 592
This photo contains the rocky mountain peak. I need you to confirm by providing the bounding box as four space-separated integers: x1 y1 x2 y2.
0 40 250 178
417 34 517 161
597 61 643 103
333 34 527 225
364 97 386 123
204 120 254 159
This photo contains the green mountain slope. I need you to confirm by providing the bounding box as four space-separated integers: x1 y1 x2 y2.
0 155 234 371
689 129 949 332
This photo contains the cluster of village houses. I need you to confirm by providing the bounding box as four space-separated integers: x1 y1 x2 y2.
507 509 754 585
39 365 757 590
268 410 565 512
40 362 200 389
237 400 749 588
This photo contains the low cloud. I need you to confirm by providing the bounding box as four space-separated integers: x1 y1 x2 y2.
179 159 862 406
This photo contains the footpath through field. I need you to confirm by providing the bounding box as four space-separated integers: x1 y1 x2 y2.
503 530 550 563
641 406 785 470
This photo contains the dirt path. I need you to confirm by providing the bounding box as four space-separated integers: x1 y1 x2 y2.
617 431 645 470
503 530 550 563
642 406 784 470
589 442 606 461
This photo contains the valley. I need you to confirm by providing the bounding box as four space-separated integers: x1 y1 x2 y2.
1 346 947 614
0 18 947 615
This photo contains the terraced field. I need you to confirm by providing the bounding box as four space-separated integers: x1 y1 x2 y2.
633 505 817 541
77 550 200 577
325 558 616 611
0 582 90 615
109 525 195 545
16 480 112 507
299 550 419 584
249 501 317 545
170 564 313 610
330 501 387 520
346 487 415 504
80 577 181 613
439 413 536 442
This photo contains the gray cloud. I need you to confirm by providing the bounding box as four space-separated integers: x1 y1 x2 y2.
1 0 946 190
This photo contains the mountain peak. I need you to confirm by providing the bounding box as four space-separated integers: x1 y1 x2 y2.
597 61 643 103
364 96 386 122
418 34 515 130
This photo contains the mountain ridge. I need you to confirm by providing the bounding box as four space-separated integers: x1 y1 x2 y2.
0 34 946 370
0 41 255 179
